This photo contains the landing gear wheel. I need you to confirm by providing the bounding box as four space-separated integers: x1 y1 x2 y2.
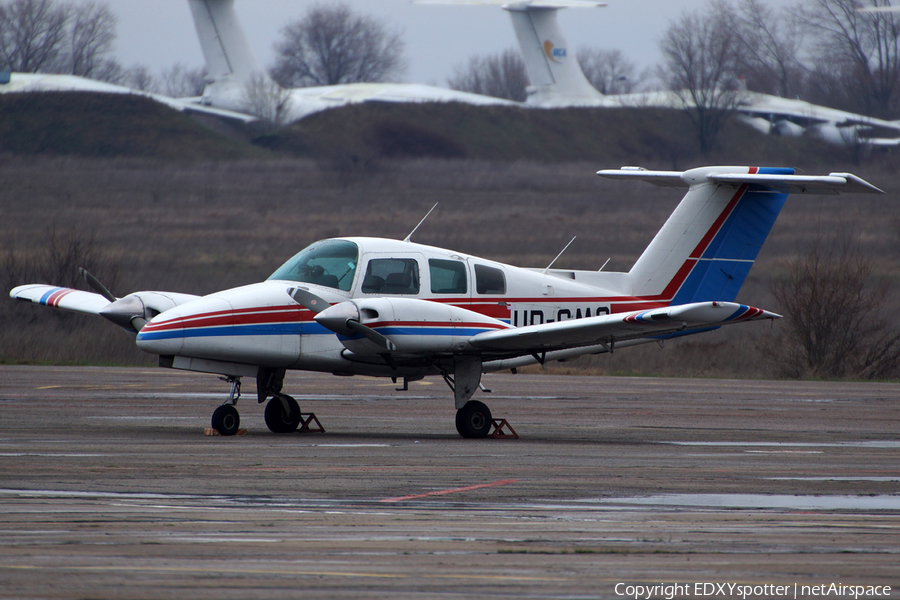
265 395 301 433
211 404 240 436
455 400 492 439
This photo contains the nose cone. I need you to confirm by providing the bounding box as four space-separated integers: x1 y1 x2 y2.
135 295 236 357
135 309 187 356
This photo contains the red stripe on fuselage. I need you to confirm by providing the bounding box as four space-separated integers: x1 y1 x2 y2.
142 305 314 333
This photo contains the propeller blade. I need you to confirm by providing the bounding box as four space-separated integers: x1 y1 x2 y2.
288 287 330 313
346 320 396 352
313 301 397 352
80 268 116 303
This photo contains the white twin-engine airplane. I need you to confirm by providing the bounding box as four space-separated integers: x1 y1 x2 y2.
10 166 883 438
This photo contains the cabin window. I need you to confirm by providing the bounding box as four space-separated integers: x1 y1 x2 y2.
429 259 467 294
475 264 506 295
362 258 420 295
267 239 358 292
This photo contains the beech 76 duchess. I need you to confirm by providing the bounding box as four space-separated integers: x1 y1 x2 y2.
10 166 883 437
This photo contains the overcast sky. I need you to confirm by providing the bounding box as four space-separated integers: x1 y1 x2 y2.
101 0 794 86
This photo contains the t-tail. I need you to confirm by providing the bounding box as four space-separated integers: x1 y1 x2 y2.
415 0 605 106
597 166 884 306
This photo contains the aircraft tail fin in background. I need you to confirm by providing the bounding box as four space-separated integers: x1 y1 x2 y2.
187 0 259 85
597 166 884 306
415 0 605 106
505 3 605 106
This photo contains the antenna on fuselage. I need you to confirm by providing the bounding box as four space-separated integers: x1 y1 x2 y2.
403 202 438 243
542 236 576 274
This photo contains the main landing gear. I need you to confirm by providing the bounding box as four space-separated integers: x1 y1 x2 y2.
263 394 301 433
455 400 492 438
445 357 516 439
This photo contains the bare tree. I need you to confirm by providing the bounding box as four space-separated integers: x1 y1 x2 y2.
727 0 806 98
799 0 900 118
447 48 527 102
0 0 120 79
159 62 206 97
659 1 743 154
119 63 157 91
576 48 645 94
270 3 406 88
66 0 115 77
0 0 69 72
242 71 293 129
766 234 900 379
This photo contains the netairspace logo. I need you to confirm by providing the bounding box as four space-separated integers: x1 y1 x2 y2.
614 582 892 600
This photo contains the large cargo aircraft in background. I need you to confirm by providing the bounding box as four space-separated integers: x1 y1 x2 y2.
419 0 900 146
10 165 883 438
183 0 900 146
2 0 899 146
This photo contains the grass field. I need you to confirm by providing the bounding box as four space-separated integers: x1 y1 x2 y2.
2 94 899 378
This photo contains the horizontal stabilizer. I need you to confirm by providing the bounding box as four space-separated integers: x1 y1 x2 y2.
10 284 110 316
470 301 778 353
597 166 885 194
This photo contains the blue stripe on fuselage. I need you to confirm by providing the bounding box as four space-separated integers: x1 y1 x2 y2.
136 321 329 341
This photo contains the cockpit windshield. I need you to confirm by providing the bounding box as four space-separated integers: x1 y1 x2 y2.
267 240 358 292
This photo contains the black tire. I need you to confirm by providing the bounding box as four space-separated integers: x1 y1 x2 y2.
264 395 301 433
455 400 492 439
211 404 240 436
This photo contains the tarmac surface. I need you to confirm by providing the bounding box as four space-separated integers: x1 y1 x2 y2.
0 365 898 599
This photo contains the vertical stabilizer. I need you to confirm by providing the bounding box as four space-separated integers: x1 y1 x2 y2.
414 0 604 106
599 167 793 305
505 4 604 106
187 0 259 83
635 172 788 304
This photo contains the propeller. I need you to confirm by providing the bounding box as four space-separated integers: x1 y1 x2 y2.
82 268 150 332
288 287 396 351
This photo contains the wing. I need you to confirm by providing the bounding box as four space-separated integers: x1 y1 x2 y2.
470 301 779 354
11 285 202 332
10 284 110 316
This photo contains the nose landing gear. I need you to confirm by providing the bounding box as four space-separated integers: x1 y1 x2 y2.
211 404 240 436
210 376 243 436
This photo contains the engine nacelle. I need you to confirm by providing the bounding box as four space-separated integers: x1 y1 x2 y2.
772 119 805 137
808 123 859 146
315 297 510 355
100 291 199 332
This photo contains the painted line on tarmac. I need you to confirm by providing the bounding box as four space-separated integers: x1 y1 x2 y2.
0 563 565 582
380 479 521 503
